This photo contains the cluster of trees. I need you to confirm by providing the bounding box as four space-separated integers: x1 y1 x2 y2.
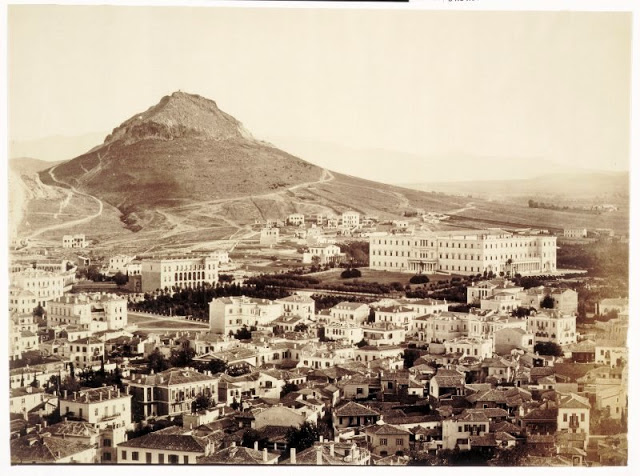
527 199 595 214
338 241 369 266
409 445 529 466
77 265 128 285
130 283 290 319
557 241 628 277
533 341 564 357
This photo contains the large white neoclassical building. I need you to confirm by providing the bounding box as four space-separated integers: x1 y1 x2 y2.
369 229 556 276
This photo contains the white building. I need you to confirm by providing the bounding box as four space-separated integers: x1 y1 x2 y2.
444 337 493 360
9 287 39 315
302 244 344 265
47 293 128 330
341 211 360 228
329 302 370 324
63 234 88 248
209 296 283 335
11 269 65 306
370 229 557 276
325 321 364 344
563 228 587 238
287 213 305 227
260 227 280 246
527 311 577 346
557 393 590 449
140 255 218 293
107 255 135 275
276 294 316 320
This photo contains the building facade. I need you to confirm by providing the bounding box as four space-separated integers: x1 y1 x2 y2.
140 255 218 293
370 229 557 276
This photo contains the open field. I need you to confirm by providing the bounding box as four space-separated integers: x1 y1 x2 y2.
128 313 208 330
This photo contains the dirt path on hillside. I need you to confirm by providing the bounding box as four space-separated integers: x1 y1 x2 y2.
25 164 105 240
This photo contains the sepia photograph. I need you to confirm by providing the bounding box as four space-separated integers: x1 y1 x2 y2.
2 0 637 472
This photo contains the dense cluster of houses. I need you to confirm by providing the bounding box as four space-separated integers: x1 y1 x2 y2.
8 234 628 467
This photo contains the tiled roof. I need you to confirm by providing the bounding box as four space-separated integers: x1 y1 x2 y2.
11 435 94 463
482 408 509 418
335 401 381 417
559 393 591 409
133 369 218 386
60 386 127 403
523 405 558 421
197 446 278 464
469 434 497 447
47 421 99 438
119 432 209 452
455 409 491 423
365 423 411 436
385 414 441 425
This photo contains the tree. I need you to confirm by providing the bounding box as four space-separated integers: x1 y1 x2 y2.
286 422 320 452
410 275 430 285
148 348 171 373
113 271 128 286
490 444 529 466
534 341 564 357
234 326 253 340
280 382 299 398
170 347 196 367
541 294 555 309
355 339 367 348
293 323 309 333
33 304 45 318
403 349 421 369
191 393 212 413
205 358 227 374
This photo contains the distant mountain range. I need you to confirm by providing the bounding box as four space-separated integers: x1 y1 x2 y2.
264 137 611 185
402 171 629 205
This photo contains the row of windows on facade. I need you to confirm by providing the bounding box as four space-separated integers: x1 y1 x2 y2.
161 264 209 272
372 249 548 260
121 451 188 464
374 239 549 248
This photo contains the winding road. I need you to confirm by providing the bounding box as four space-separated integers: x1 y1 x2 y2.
26 164 105 240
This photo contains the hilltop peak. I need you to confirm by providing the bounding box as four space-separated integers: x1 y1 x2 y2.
102 91 253 146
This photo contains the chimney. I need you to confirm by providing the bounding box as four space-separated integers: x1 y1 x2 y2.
262 448 268 463
231 441 236 447
320 435 324 443
290 447 296 464
316 445 323 465
254 441 259 451
330 442 335 457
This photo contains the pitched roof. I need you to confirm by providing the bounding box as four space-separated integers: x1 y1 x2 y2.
119 432 209 452
365 423 411 436
197 446 278 464
559 393 591 409
334 401 381 417
11 435 94 463
132 369 218 386
469 434 497 447
47 421 100 438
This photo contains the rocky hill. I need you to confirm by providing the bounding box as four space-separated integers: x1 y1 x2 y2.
42 92 327 230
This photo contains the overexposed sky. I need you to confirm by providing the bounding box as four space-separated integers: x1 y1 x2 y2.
8 5 632 170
